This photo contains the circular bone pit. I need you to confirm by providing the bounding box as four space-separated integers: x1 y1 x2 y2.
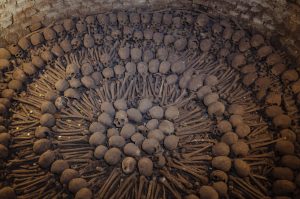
0 5 300 199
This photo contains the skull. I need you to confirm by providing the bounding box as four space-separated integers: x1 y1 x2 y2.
51 44 64 58
71 37 82 50
182 14 194 26
162 13 173 26
111 28 122 40
97 14 109 27
40 50 54 65
76 19 87 34
143 29 153 46
195 14 210 32
8 44 23 58
123 26 134 40
114 110 128 127
102 67 115 79
212 22 223 35
86 15 95 27
94 33 103 45
43 27 57 45
66 63 80 79
164 34 175 46
130 13 140 27
143 49 154 63
86 15 97 34
104 35 114 46
143 29 153 40
114 64 125 78
17 37 31 51
133 31 143 43
60 39 72 53
109 13 118 26
254 76 271 91
83 34 95 48
63 18 75 32
172 17 182 29
188 36 199 50
53 24 66 39
141 13 152 25
153 32 164 46
100 52 110 66
152 13 162 27
55 96 68 110
117 11 128 26
239 37 251 52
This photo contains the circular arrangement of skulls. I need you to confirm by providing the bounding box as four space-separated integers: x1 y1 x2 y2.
0 9 300 199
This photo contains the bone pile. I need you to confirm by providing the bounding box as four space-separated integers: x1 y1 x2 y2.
0 9 300 199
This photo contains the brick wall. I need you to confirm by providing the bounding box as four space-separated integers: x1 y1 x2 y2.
0 0 299 58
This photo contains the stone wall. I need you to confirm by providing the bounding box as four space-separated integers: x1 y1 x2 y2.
0 0 299 59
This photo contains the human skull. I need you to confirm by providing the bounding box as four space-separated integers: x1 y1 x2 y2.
76 19 87 34
123 26 134 40
163 13 173 26
71 37 82 50
182 14 194 26
94 33 103 45
133 31 143 43
100 52 110 66
129 12 140 27
117 11 129 26
8 44 23 58
43 27 57 46
86 15 97 34
40 50 54 65
55 96 68 110
143 29 153 40
97 14 109 27
63 18 75 32
188 36 199 50
86 15 95 27
153 32 164 46
114 110 128 127
152 13 162 27
65 63 80 79
104 35 114 46
53 24 66 39
141 13 152 25
172 17 182 29
111 28 122 40
195 14 210 32
109 13 118 26
63 18 76 37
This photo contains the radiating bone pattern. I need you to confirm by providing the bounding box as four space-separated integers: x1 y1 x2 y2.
0 9 300 199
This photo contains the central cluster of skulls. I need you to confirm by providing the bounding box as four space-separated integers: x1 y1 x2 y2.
88 97 180 176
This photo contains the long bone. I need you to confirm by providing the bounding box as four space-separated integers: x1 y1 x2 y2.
230 176 266 198
137 175 148 199
146 177 156 199
159 177 181 199
167 157 208 184
160 168 189 194
115 173 136 199
98 169 121 198
249 174 268 195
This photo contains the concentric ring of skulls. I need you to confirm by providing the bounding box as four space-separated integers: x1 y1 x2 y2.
0 9 300 199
